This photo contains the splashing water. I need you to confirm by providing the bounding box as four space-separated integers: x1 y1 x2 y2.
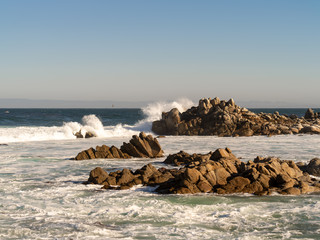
0 99 195 143
141 98 195 122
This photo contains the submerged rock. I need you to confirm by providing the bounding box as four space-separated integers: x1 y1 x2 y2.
86 148 320 196
74 132 164 160
152 97 320 137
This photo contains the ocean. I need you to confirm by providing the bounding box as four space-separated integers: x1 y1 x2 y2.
1 100 320 239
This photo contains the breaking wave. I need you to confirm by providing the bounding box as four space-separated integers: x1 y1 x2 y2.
0 99 194 143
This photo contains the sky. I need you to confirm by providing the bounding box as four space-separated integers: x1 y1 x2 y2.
0 0 319 107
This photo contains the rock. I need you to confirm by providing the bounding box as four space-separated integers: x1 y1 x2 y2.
221 176 250 193
86 148 320 196
74 130 96 138
0 144 8 146
120 133 164 158
88 167 109 184
281 187 301 195
306 158 320 176
85 131 96 138
74 132 163 160
211 148 230 160
301 126 320 134
151 97 320 137
74 131 83 138
117 168 135 185
184 168 202 184
305 108 315 119
75 150 89 160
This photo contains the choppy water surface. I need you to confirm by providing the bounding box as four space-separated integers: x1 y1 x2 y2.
1 135 320 239
1 103 320 239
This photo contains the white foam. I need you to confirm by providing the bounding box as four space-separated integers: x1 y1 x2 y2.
141 98 195 122
0 99 195 143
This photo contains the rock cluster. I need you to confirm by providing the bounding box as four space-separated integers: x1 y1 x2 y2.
74 130 96 138
86 148 320 195
152 97 320 136
74 132 164 160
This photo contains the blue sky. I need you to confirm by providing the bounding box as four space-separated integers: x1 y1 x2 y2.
1 0 319 107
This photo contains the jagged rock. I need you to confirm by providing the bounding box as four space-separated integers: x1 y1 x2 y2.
152 97 320 137
305 108 315 119
74 132 163 160
74 130 96 138
163 148 238 167
86 148 320 196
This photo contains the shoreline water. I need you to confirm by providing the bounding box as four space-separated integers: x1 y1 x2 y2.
1 104 320 239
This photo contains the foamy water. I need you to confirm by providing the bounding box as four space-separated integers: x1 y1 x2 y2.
1 135 320 239
0 99 194 143
1 101 320 239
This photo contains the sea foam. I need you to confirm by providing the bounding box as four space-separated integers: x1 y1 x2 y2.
0 99 194 143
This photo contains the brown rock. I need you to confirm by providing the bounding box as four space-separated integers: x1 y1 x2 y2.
214 168 231 185
85 131 96 138
184 168 202 184
88 167 109 184
223 176 250 193
197 179 212 193
281 187 301 195
86 148 96 159
117 168 135 185
75 151 89 160
306 158 320 176
211 148 230 160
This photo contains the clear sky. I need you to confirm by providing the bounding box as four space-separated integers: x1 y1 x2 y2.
1 0 319 107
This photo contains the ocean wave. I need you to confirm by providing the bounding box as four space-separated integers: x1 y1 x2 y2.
0 99 194 143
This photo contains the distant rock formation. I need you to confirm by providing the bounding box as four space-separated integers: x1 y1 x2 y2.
74 132 164 160
74 130 96 138
86 148 320 195
152 97 320 136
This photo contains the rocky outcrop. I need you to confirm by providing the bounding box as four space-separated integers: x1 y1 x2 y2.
86 148 320 195
74 132 164 160
163 148 236 166
152 97 320 136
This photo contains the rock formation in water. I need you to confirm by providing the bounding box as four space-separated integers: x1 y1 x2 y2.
74 130 96 138
86 148 320 195
74 132 164 160
152 97 320 136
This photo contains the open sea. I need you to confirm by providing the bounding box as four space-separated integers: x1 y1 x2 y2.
1 100 320 239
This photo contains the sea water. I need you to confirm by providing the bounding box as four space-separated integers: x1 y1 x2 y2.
1 101 320 239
